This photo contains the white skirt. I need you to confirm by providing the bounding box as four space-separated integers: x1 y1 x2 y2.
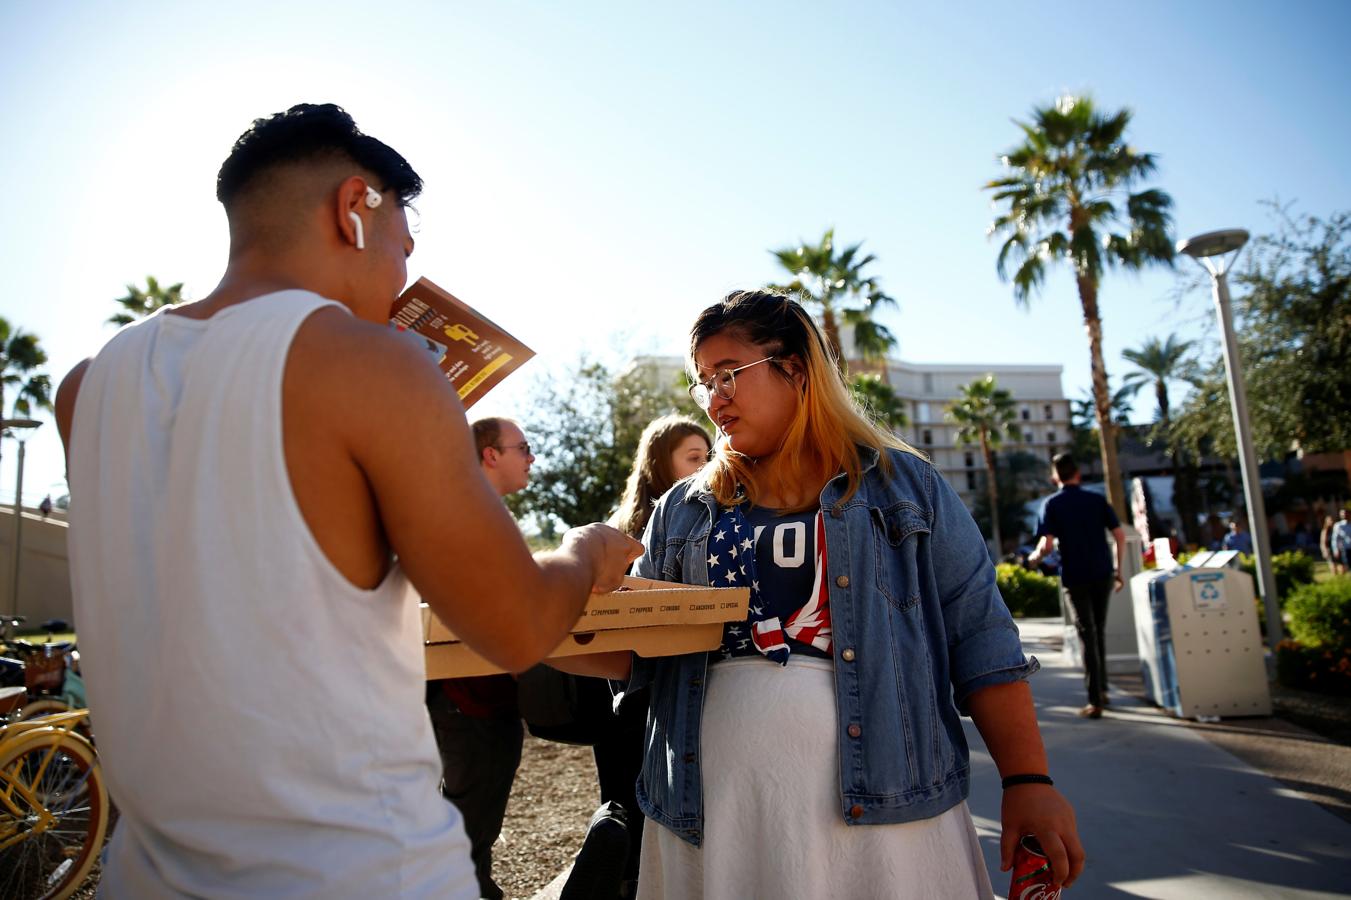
636 656 993 900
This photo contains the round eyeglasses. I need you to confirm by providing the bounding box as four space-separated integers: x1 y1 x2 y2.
687 356 775 408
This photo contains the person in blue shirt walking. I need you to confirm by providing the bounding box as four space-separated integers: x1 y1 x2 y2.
1028 454 1125 719
562 291 1083 898
1332 508 1351 574
1222 518 1254 555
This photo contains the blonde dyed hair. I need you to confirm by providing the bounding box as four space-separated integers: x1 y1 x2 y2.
689 290 918 512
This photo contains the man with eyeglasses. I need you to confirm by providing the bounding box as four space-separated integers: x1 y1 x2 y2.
426 416 536 900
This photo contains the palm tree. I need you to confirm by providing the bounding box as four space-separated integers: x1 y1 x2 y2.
769 229 898 377
850 374 909 432
0 317 53 468
109 275 184 326
986 95 1175 522
947 375 1018 554
1122 334 1203 544
1122 334 1193 428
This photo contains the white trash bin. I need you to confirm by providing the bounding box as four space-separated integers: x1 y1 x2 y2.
1131 563 1271 719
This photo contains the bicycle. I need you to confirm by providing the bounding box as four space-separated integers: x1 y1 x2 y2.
0 616 83 727
0 704 109 899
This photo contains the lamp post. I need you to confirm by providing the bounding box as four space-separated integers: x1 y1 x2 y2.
2 417 42 620
1176 229 1283 652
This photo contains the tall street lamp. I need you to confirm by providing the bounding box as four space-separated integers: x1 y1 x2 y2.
2 417 43 620
1176 229 1283 652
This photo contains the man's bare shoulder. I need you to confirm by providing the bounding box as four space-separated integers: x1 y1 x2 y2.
288 306 451 405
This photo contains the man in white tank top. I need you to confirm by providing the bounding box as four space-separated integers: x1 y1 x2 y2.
56 103 641 899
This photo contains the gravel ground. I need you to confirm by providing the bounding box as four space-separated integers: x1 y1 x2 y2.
67 736 597 900
495 736 598 899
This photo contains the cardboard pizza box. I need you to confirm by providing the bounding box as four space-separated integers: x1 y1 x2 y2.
421 576 748 679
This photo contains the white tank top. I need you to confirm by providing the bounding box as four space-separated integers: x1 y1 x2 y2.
67 291 475 899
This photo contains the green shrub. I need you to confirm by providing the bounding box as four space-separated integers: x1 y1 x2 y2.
1236 551 1316 606
1285 576 1351 649
1276 640 1351 696
1275 576 1351 695
996 564 1061 618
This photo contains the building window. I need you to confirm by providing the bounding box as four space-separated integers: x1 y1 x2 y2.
917 402 931 422
1047 431 1056 443
964 451 974 467
923 373 934 394
1021 407 1030 421
922 429 933 445
966 471 977 491
1044 404 1053 420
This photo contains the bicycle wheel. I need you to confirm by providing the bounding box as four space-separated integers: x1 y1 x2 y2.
0 730 109 900
14 698 71 722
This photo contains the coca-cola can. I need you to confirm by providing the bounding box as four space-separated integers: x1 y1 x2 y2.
1008 835 1062 900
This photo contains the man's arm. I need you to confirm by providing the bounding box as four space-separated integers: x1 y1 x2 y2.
1111 526 1126 591
1027 534 1055 565
968 681 1085 889
55 359 92 469
293 311 639 672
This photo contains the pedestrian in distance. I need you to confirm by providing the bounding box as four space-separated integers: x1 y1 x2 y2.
1028 453 1125 720
426 416 536 900
56 102 639 898
1333 509 1351 576
1322 515 1341 576
1223 517 1254 555
558 291 1083 898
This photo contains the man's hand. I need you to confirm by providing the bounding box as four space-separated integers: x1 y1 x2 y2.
1113 572 1125 593
1000 784 1085 888
1027 550 1042 567
560 523 643 594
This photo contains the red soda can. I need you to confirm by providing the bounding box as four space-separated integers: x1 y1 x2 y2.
1009 835 1062 900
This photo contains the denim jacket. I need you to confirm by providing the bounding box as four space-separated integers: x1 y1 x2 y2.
629 446 1038 847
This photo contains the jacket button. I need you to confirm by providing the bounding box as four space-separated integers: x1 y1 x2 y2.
683 752 696 763
847 723 862 738
849 804 864 819
835 575 850 588
831 506 844 519
841 648 856 662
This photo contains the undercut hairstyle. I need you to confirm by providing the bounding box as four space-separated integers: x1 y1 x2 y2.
1052 452 1079 482
689 290 919 512
471 417 509 461
216 103 422 210
613 416 711 539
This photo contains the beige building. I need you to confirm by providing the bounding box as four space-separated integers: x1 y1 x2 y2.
889 360 1070 507
624 354 1070 511
0 505 73 629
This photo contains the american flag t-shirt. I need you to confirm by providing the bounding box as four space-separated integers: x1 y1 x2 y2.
710 504 832 664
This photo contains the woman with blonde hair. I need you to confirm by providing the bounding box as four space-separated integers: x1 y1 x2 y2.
565 290 1082 899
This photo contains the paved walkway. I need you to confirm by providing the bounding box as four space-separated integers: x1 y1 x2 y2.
537 621 1351 898
965 620 1351 898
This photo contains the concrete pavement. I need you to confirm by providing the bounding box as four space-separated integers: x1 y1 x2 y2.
964 620 1351 898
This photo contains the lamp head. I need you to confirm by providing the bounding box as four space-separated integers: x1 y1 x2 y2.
1 419 42 431
1177 229 1249 259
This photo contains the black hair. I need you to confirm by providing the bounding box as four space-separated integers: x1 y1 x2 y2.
1052 452 1080 482
687 290 827 383
216 103 422 208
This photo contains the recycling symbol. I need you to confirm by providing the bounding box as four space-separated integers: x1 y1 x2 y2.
1199 583 1221 602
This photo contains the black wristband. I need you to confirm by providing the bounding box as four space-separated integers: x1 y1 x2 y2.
1002 773 1054 789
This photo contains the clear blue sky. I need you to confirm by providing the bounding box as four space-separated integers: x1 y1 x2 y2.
2 0 1349 502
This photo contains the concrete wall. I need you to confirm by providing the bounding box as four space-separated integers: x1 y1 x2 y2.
0 505 74 629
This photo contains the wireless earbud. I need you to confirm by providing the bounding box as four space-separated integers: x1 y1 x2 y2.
364 185 382 209
349 211 365 251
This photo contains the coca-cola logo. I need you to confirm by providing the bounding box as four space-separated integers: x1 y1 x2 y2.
1018 884 1062 900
